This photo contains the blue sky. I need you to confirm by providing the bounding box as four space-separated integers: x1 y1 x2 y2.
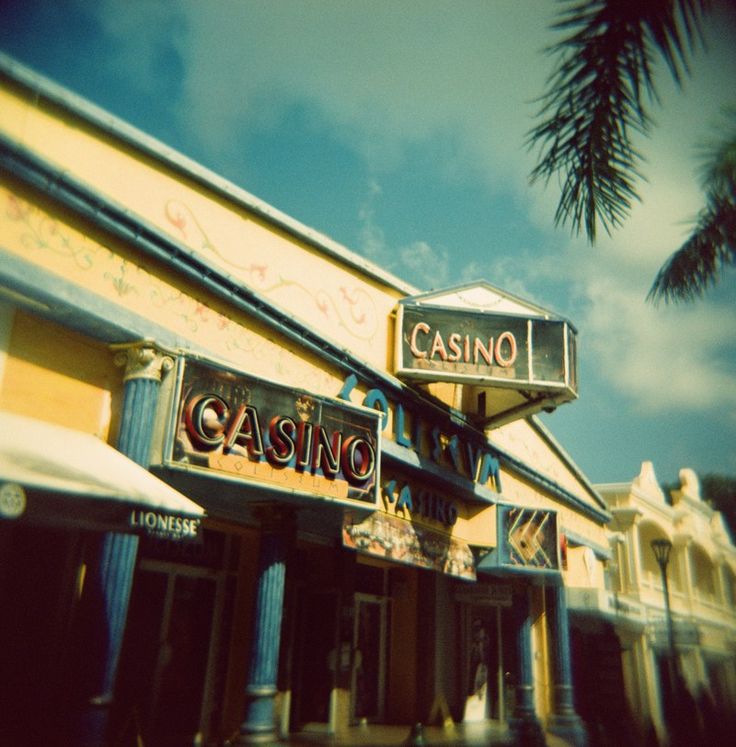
1 0 735 486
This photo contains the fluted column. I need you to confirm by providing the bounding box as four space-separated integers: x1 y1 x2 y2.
510 588 545 746
74 342 173 746
237 507 292 744
547 585 587 745
113 343 173 464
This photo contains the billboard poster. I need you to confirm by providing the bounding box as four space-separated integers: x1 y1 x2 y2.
342 511 476 580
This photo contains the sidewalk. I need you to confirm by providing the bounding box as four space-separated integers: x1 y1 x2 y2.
275 722 573 746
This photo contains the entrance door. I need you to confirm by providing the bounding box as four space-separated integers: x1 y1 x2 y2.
352 594 388 723
463 604 515 723
290 589 340 729
114 568 218 746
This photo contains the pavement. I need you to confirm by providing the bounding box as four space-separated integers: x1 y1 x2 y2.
273 722 573 746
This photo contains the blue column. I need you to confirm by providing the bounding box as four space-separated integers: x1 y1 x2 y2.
548 585 588 746
236 509 290 744
74 343 173 746
510 588 545 746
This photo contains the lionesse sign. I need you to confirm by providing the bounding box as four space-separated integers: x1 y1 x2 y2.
395 301 577 393
160 358 381 509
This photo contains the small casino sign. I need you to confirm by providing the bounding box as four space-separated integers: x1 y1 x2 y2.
394 283 578 422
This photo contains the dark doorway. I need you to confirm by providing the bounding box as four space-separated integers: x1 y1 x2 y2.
114 570 216 746
571 623 633 744
290 588 339 728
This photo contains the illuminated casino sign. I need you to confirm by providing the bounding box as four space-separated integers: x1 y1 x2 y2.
395 300 577 394
160 357 381 509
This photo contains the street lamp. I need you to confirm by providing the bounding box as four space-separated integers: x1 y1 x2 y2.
650 538 677 694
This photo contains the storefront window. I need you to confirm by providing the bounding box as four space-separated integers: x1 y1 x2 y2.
112 530 237 746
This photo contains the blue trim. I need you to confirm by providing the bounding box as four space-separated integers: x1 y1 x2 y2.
493 444 610 524
0 135 609 526
381 438 499 505
547 586 588 745
562 529 611 560
527 415 608 513
0 250 258 365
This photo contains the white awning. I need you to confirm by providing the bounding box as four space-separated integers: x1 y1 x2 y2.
0 411 204 534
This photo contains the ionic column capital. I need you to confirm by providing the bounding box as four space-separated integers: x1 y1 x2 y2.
111 340 175 382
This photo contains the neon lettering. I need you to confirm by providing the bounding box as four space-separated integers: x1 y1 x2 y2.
409 322 430 358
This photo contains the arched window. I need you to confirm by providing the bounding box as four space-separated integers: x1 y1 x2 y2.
721 565 736 608
690 544 716 600
638 524 681 591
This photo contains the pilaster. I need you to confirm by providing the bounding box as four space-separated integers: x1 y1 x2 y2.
547 586 588 746
510 588 545 746
112 341 174 465
73 341 173 746
236 506 293 744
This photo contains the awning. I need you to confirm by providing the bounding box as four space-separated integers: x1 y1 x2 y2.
0 411 205 537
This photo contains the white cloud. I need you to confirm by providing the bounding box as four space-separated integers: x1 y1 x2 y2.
578 275 736 413
357 179 387 261
356 178 449 290
89 0 556 180
398 240 450 290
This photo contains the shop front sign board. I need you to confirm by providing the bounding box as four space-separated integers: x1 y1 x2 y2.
395 300 577 395
157 357 381 510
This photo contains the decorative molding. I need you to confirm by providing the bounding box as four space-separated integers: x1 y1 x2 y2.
673 532 693 548
610 507 642 530
111 341 174 382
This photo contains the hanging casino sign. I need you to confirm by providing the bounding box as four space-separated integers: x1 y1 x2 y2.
157 357 381 509
395 300 577 397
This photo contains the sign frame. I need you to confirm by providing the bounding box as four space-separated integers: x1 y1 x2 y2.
476 504 562 580
156 356 382 511
394 300 577 397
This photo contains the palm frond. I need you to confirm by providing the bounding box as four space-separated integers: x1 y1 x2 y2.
647 199 736 301
528 0 710 244
649 114 736 303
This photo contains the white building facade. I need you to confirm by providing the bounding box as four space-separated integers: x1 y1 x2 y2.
592 462 736 743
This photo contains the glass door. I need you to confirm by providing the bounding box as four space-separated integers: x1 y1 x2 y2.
352 593 388 723
290 588 339 729
463 604 514 723
150 574 216 745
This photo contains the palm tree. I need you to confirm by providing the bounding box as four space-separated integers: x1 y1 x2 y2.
527 0 735 303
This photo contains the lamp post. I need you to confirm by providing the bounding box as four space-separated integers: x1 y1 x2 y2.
650 538 677 695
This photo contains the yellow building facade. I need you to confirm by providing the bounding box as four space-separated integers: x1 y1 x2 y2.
0 53 611 747
584 462 736 744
